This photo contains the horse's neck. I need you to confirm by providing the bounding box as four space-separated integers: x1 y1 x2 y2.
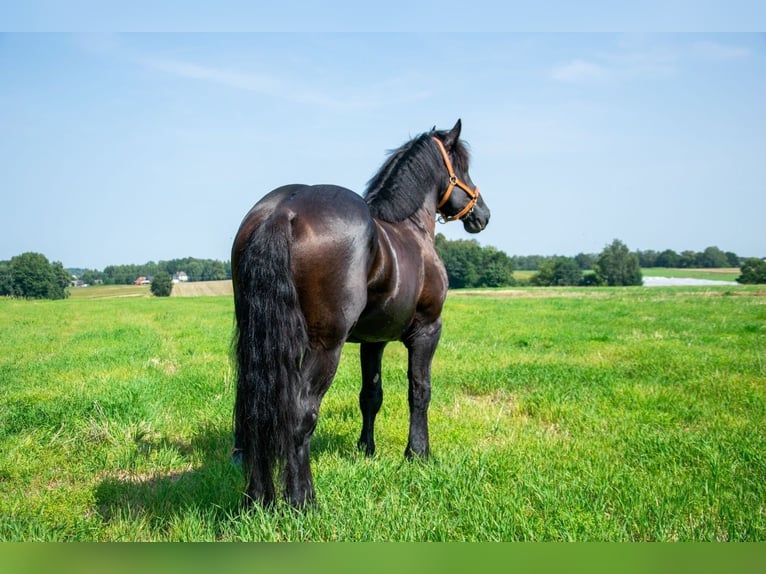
400 190 439 242
414 203 438 240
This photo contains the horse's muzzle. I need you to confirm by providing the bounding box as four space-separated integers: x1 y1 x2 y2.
462 209 489 234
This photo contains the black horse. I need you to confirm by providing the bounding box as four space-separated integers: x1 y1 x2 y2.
231 119 490 507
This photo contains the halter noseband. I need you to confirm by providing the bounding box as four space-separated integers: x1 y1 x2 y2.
432 137 480 223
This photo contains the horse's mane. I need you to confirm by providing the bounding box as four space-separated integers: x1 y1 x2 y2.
364 130 470 223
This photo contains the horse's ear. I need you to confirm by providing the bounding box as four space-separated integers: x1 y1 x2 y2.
443 118 462 148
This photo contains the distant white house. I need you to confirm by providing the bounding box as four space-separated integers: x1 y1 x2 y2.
172 271 189 284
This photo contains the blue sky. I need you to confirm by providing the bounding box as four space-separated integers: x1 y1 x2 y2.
1 31 764 269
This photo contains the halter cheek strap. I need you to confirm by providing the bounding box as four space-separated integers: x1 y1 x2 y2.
432 137 480 222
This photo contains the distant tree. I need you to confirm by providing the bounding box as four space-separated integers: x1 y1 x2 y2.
150 271 173 297
678 250 698 268
510 254 546 271
51 261 72 297
5 252 69 299
0 260 14 296
103 263 142 285
478 247 515 287
187 260 206 281
655 249 680 268
698 246 730 268
593 239 643 286
737 258 766 284
581 271 603 286
435 233 515 288
202 259 228 281
574 252 596 270
725 251 741 267
143 261 160 279
79 269 104 285
100 257 231 284
636 249 659 268
530 256 582 286
436 236 479 288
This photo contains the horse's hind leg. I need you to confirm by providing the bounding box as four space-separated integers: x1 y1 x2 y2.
284 344 343 508
244 450 277 508
358 342 386 456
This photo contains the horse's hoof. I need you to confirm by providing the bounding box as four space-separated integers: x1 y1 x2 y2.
357 439 376 457
404 445 431 460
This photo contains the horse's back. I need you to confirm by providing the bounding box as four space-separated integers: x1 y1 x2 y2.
234 184 374 258
234 184 378 346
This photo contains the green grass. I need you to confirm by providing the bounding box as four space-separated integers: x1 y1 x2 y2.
1 286 764 540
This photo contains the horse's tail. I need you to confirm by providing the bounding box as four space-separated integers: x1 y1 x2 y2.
232 210 307 504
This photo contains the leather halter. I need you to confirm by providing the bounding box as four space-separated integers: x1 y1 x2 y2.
432 137 480 222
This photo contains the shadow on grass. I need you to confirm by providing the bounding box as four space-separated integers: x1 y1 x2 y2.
94 414 359 527
94 426 241 526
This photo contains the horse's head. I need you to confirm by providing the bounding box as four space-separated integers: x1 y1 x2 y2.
432 119 490 234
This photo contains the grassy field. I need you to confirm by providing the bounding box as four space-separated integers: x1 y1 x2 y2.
68 284 152 299
641 268 741 282
513 268 742 283
171 280 232 298
1 285 764 541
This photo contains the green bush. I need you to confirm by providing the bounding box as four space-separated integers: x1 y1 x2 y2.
737 258 766 284
150 271 173 297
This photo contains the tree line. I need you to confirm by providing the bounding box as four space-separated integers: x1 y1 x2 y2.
436 237 763 287
528 239 643 287
74 257 232 285
434 236 644 288
3 242 764 301
0 254 232 300
511 245 744 272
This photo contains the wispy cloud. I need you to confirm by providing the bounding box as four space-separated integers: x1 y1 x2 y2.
550 59 607 82
144 57 431 111
549 37 752 85
693 40 750 61
148 58 282 94
550 47 677 83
